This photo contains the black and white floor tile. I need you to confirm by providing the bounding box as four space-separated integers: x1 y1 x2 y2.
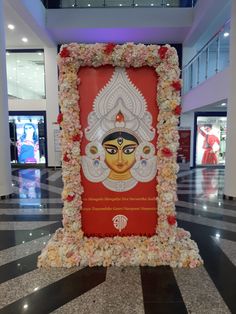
0 167 236 313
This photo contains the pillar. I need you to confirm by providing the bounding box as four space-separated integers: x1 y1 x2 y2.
0 0 13 197
224 0 236 198
44 47 60 167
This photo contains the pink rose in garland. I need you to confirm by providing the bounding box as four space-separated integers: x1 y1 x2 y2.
104 43 116 55
60 47 70 58
158 46 168 60
66 194 75 202
57 113 63 124
171 80 182 91
174 105 182 116
161 147 173 158
167 215 177 225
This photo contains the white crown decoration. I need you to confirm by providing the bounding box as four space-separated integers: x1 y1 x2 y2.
85 67 155 143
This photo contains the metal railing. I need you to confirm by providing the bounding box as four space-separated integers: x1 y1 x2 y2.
41 0 197 9
183 21 230 94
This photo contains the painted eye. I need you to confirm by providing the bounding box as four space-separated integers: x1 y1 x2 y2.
123 147 135 154
105 147 117 154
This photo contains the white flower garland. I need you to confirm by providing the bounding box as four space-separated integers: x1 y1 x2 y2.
38 43 203 268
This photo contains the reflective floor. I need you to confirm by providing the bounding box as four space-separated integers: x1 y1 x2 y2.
0 168 235 313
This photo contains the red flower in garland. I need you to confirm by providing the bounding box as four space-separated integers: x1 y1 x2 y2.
167 215 177 225
57 113 63 124
60 47 70 58
63 153 70 162
171 81 182 91
158 46 168 59
161 147 173 158
72 134 81 142
104 43 116 54
66 194 75 202
174 105 182 115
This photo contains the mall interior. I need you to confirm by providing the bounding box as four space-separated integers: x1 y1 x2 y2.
0 0 236 313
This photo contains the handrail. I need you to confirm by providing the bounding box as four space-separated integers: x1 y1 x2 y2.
182 20 230 94
183 19 231 70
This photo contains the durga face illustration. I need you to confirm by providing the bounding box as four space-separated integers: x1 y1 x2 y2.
82 68 157 192
103 130 138 181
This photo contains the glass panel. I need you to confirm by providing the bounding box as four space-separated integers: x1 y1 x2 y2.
183 67 191 94
105 0 133 7
162 0 180 7
75 0 105 7
6 51 45 100
198 49 207 84
219 32 230 72
135 0 162 7
60 0 76 7
207 38 218 79
191 59 198 89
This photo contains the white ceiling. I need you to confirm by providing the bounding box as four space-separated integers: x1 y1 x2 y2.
3 1 46 49
190 100 227 112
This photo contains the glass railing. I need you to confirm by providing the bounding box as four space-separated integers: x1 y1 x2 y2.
182 21 230 94
41 0 198 9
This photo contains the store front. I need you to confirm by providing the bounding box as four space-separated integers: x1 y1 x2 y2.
194 112 227 167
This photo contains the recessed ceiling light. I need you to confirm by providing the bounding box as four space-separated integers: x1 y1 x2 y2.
223 32 229 37
151 3 154 6
8 24 15 30
88 3 91 6
166 3 170 6
38 52 42 56
221 102 226 106
135 3 138 6
119 3 123 6
22 37 28 43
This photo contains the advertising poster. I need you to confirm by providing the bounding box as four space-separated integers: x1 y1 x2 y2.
9 115 46 164
178 129 191 162
196 116 227 166
79 66 158 236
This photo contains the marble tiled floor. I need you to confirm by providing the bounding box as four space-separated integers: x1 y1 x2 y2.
0 167 236 313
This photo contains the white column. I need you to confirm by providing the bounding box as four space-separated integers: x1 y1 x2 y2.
0 0 12 197
44 47 60 167
224 0 236 198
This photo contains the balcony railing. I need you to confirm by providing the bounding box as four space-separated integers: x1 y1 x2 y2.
183 21 230 94
41 0 198 9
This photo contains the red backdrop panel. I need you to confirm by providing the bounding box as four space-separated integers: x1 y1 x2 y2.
79 66 159 236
